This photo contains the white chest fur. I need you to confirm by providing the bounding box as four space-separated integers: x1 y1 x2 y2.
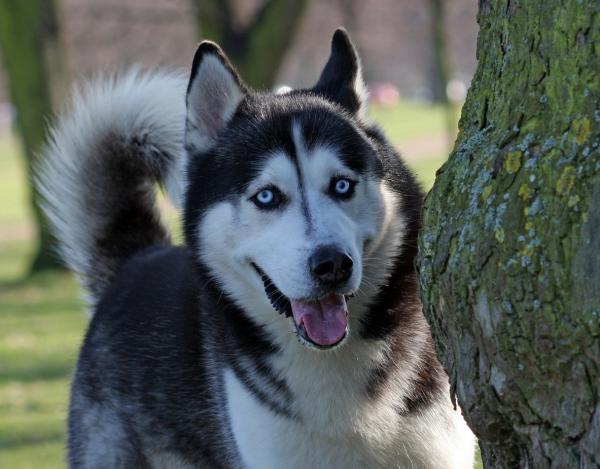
223 369 475 469
224 369 388 468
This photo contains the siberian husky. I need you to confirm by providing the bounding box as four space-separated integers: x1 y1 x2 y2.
39 29 475 468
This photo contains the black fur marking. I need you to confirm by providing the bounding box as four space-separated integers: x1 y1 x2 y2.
228 355 295 420
252 263 292 317
286 125 313 233
73 247 298 465
358 125 423 340
84 132 172 299
402 346 446 415
71 247 236 467
292 159 313 234
183 94 376 251
297 104 373 174
355 125 445 412
199 264 297 422
253 356 295 404
364 332 445 415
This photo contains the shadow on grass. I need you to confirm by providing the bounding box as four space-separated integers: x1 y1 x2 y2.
0 277 31 291
0 269 74 290
0 270 84 321
0 362 75 386
0 299 82 317
0 431 65 451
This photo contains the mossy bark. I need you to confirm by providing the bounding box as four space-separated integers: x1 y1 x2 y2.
418 1 599 467
0 0 67 273
191 0 308 89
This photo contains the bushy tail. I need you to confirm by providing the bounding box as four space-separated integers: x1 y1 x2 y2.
38 70 187 302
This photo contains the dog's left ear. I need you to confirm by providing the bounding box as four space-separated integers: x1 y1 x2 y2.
185 41 247 153
312 29 367 116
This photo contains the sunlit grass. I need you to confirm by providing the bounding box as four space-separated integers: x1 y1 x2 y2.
0 101 484 468
0 130 83 463
370 102 459 144
0 268 83 468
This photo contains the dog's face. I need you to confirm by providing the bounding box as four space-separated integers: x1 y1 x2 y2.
183 30 404 350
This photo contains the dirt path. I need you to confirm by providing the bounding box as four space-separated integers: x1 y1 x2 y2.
396 132 453 162
0 221 33 242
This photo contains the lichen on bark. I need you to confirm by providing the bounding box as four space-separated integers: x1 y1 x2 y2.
417 1 599 467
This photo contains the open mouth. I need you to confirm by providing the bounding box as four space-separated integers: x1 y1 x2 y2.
252 263 349 349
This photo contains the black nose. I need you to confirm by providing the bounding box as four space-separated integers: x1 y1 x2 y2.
309 245 353 286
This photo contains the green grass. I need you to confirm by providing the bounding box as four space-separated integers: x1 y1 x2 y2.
0 268 84 467
370 101 459 144
0 135 83 467
0 102 483 468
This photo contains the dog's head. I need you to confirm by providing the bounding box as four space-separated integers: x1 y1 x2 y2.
183 30 409 350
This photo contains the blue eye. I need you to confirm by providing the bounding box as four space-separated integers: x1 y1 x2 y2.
335 179 351 194
252 186 284 209
256 190 274 204
330 177 356 200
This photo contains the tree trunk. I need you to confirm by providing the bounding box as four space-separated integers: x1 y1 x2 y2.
0 0 67 273
418 1 599 467
429 0 450 104
191 0 308 88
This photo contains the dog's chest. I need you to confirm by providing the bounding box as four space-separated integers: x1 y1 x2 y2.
223 369 414 469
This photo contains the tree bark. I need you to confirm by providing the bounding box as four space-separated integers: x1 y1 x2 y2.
0 0 67 273
418 1 599 467
191 0 308 88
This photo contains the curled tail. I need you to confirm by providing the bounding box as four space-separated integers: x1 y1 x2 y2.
38 70 187 303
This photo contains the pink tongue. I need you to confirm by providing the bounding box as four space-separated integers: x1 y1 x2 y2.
290 294 348 346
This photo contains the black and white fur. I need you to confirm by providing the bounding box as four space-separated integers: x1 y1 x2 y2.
39 29 475 468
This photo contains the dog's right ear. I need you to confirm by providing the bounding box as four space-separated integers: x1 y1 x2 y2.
185 42 246 153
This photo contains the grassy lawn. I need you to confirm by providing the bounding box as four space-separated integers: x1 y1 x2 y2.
0 137 86 468
0 102 481 467
370 101 459 144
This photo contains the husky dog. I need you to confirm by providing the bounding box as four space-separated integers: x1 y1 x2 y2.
40 29 475 468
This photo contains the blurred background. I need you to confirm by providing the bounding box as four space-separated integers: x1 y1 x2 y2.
0 0 477 467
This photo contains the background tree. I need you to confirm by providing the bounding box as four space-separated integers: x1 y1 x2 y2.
429 0 457 152
418 0 599 467
191 0 308 88
429 0 450 105
0 0 67 273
